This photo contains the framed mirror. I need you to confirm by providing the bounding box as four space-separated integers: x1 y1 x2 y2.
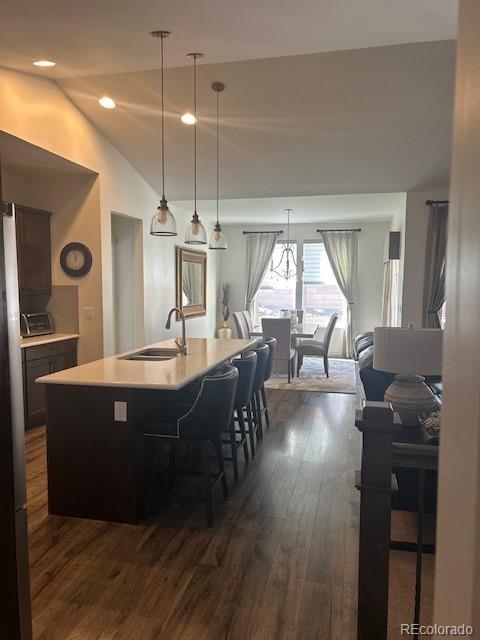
176 246 207 318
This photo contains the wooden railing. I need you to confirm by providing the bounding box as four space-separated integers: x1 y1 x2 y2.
355 401 401 640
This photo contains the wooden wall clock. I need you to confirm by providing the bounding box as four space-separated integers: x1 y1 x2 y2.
60 242 93 277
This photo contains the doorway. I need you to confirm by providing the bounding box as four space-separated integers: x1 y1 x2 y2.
111 213 144 354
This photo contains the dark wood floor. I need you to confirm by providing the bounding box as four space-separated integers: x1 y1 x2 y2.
25 389 432 639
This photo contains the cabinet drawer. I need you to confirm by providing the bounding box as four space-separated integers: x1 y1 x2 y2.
25 339 77 362
54 351 77 372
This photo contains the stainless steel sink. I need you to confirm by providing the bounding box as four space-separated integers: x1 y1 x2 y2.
119 348 181 361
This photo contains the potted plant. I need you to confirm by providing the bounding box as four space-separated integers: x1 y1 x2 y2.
218 283 232 339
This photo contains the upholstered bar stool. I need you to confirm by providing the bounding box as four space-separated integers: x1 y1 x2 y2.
260 337 277 428
261 317 297 383
249 342 269 442
224 350 257 480
139 366 238 527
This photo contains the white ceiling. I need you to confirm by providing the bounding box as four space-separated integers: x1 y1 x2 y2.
173 193 405 224
58 40 456 201
0 0 457 78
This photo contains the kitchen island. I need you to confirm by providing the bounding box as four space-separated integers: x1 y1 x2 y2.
37 337 256 524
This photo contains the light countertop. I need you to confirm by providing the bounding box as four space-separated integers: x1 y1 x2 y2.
20 333 79 349
36 337 257 390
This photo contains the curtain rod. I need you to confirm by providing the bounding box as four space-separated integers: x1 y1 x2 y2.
242 230 283 235
425 200 449 205
316 228 361 233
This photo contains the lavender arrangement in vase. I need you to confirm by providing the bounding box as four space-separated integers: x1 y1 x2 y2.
218 283 232 339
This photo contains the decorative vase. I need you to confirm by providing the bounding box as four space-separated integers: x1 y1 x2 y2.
218 321 232 340
384 374 438 426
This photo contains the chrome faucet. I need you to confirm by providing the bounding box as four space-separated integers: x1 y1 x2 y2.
165 307 187 355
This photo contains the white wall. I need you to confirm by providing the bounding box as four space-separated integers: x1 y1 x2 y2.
434 0 480 630
401 187 449 327
0 68 219 356
220 219 390 349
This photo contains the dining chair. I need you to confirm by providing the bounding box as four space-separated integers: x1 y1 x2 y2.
261 317 297 383
139 366 238 526
233 311 250 338
297 312 338 378
242 310 254 332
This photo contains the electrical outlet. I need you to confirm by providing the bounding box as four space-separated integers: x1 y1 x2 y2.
114 401 127 422
82 306 95 320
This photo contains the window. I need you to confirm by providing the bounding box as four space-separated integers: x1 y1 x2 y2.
302 242 346 327
255 243 297 319
255 240 346 327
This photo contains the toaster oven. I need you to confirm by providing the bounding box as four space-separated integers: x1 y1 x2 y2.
20 312 55 337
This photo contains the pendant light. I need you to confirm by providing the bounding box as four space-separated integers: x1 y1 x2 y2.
185 52 207 245
150 30 177 236
209 82 227 250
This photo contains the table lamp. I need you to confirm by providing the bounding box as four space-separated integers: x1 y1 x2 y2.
373 325 443 426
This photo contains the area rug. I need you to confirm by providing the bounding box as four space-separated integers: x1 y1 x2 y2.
265 357 357 394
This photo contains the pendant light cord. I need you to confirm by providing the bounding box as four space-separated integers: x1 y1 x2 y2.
194 55 197 215
161 34 166 199
216 89 219 225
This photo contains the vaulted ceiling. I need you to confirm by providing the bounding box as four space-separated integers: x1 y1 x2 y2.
1 0 457 77
1 1 457 209
58 40 456 201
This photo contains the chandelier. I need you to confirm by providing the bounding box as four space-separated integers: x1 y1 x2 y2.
270 209 300 280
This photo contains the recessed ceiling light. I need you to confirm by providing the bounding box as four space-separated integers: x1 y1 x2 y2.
98 96 116 109
33 60 56 67
181 112 196 125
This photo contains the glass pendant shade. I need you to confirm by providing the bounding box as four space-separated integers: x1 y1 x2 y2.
185 211 207 244
150 197 177 236
209 222 227 249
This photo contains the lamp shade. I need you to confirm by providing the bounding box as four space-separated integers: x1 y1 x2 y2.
373 327 443 376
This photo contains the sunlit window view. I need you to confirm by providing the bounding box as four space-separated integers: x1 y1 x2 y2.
256 243 297 318
255 241 346 327
303 242 346 327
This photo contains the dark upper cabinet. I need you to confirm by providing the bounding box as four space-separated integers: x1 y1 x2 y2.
15 205 52 296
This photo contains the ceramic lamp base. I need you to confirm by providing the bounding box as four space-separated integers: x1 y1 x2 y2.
384 374 437 426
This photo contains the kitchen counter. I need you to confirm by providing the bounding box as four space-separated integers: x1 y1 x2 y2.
37 337 256 390
40 336 257 524
20 333 79 348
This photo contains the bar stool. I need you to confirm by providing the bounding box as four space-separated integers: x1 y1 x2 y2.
139 366 238 527
261 337 277 428
250 342 269 442
224 350 257 478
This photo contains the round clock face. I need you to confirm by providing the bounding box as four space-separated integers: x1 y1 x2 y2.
60 242 92 277
66 249 86 271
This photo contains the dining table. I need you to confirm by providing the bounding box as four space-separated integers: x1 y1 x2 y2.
249 322 319 339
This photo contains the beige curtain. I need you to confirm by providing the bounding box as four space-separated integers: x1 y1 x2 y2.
320 230 359 358
423 203 448 327
382 260 400 326
245 233 277 314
